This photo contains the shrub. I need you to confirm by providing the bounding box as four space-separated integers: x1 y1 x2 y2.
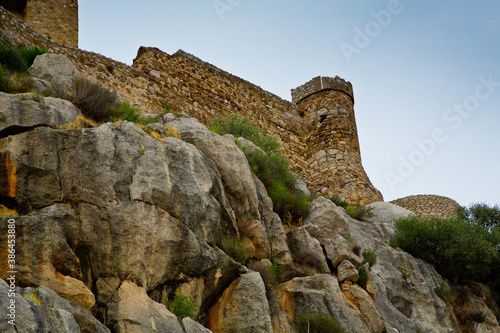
356 267 369 289
168 294 195 319
362 249 378 267
330 195 348 209
346 202 374 221
0 67 33 93
110 103 159 125
222 235 246 263
210 113 310 221
0 42 46 73
69 78 118 122
295 314 345 333
434 283 455 303
210 113 281 153
393 215 499 285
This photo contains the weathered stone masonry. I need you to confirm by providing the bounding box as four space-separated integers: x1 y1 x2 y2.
0 5 383 204
0 0 78 47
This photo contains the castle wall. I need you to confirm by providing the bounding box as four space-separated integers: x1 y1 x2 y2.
293 77 383 203
0 6 383 204
391 195 460 219
0 0 78 47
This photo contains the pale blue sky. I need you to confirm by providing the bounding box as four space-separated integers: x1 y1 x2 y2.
79 1 500 206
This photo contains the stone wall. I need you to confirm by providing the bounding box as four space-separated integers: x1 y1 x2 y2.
0 0 78 46
0 5 383 204
390 194 460 219
294 77 382 203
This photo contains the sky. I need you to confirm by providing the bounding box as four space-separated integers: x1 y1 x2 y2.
79 0 500 206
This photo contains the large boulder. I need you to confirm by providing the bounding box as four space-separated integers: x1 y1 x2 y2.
277 274 372 332
286 227 330 275
130 136 238 245
182 317 213 333
303 196 350 244
166 117 261 226
341 283 386 333
29 53 83 89
16 284 110 333
0 92 79 137
366 201 414 240
204 272 273 333
106 280 184 333
324 234 363 268
0 279 81 333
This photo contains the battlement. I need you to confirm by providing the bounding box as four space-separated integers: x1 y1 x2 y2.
291 76 354 104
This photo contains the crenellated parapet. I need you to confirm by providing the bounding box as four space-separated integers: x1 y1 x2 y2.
291 76 354 104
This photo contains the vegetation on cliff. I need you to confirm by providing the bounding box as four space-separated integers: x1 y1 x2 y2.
210 113 311 221
392 203 500 293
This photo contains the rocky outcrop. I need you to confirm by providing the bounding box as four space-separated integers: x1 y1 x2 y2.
29 53 83 89
106 280 184 333
204 272 273 333
1 69 499 333
0 279 109 333
0 92 80 137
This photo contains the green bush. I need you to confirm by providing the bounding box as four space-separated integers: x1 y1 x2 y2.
168 294 195 319
0 42 46 73
68 78 118 122
346 202 374 221
210 113 310 221
110 103 160 125
362 249 378 267
295 314 345 333
210 113 281 153
330 195 349 209
393 215 499 285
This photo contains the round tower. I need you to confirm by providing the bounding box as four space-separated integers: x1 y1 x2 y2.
291 76 382 204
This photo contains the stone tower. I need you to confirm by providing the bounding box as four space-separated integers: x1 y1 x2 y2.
0 0 78 47
292 76 383 204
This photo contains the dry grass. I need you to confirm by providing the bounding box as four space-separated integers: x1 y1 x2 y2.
58 116 99 129
0 205 17 217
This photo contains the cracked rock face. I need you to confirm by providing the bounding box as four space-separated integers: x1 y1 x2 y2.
1 92 499 333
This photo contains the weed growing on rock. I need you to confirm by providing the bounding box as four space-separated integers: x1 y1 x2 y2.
346 202 374 221
110 103 159 125
24 290 44 306
168 294 195 319
362 249 378 267
58 116 98 129
222 235 246 263
330 195 349 209
356 267 369 289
